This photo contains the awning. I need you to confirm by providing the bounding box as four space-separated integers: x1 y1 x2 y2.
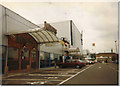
5 28 59 44
68 47 80 52
96 56 108 59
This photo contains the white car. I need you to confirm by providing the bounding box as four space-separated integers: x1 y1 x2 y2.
89 60 94 64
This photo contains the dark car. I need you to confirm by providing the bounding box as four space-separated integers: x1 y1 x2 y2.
57 59 86 68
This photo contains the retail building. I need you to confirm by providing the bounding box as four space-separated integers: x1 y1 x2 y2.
0 5 58 74
39 20 83 63
1 5 83 74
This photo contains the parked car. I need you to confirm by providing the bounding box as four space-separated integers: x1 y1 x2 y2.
85 60 90 64
57 59 86 68
85 59 95 64
89 60 95 64
79 60 86 66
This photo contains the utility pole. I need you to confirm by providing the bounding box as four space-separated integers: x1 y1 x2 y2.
115 40 117 53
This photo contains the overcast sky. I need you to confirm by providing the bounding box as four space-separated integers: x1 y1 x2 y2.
1 1 118 53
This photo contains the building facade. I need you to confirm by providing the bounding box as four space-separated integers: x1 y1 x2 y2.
1 5 58 74
39 20 83 61
96 53 118 63
1 5 83 74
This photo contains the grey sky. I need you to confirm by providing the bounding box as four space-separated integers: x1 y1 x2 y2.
1 2 118 53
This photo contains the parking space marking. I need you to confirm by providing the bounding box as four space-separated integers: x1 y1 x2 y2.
3 65 94 85
4 73 28 79
3 78 63 81
58 64 95 85
28 74 72 77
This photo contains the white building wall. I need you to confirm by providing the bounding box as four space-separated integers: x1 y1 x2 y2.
1 5 7 46
51 21 70 41
40 43 62 54
0 5 2 46
72 22 82 53
40 20 82 55
6 8 38 33
0 5 2 76
0 5 39 46
40 21 70 54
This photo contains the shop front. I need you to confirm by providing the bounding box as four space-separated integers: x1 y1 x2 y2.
1 5 59 74
3 22 59 74
7 33 38 71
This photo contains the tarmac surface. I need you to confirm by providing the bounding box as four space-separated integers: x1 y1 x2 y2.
63 63 118 85
2 63 119 85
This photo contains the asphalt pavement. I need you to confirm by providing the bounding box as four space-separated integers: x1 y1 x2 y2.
62 63 118 85
2 63 118 85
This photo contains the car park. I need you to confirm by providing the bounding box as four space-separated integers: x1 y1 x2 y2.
57 59 86 68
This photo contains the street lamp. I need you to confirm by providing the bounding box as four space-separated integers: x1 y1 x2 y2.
115 40 117 53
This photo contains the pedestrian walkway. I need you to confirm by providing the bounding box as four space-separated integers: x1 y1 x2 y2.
2 66 57 79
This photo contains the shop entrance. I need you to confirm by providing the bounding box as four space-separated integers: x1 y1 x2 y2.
8 33 38 71
21 49 29 70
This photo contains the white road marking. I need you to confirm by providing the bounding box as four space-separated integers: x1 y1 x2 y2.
58 64 95 85
6 73 27 78
3 78 63 81
99 67 101 68
28 74 72 77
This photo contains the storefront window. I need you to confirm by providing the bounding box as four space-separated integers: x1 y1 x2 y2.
44 52 49 60
2 46 6 74
8 47 19 60
40 52 44 60
2 46 6 59
21 49 29 61
8 47 19 71
31 50 36 62
44 52 49 67
50 53 54 60
50 53 54 66
31 50 37 69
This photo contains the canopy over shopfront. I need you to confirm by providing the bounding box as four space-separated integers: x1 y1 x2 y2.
63 47 80 52
5 27 59 44
68 47 80 52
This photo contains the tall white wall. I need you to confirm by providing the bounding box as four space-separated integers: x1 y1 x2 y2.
6 8 38 33
51 21 70 41
0 5 2 76
40 20 82 54
2 6 7 46
0 5 2 46
40 21 71 54
72 22 82 53
1 5 39 46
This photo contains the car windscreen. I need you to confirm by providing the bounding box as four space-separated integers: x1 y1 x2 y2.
79 60 86 63
66 60 77 63
66 60 71 63
71 60 77 62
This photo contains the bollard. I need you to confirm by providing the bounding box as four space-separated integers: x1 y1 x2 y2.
55 63 56 68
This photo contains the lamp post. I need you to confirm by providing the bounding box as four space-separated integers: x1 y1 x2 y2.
115 40 117 53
